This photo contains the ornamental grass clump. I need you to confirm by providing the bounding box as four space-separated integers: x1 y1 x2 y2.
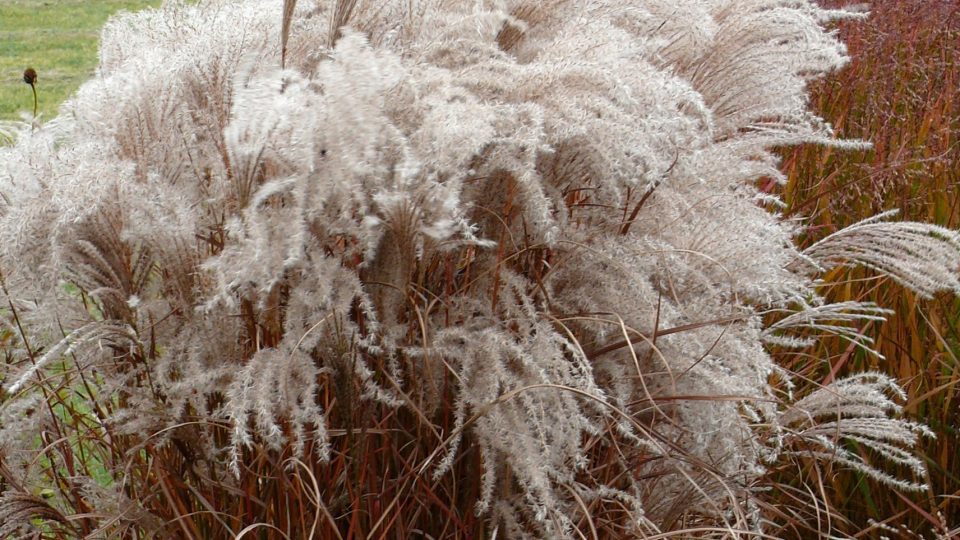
774 1 960 534
0 1 958 538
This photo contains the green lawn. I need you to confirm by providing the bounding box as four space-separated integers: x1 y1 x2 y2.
0 0 160 121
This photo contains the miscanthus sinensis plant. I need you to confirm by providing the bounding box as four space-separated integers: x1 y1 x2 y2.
1 0 959 538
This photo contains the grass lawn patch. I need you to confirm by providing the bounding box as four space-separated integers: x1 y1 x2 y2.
0 0 159 121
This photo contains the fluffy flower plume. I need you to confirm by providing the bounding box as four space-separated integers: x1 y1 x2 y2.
0 1 953 537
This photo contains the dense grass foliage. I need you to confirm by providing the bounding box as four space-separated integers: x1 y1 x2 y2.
0 1 958 538
773 1 960 536
0 0 159 121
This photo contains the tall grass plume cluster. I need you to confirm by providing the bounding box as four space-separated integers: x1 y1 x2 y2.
774 0 960 536
0 1 957 538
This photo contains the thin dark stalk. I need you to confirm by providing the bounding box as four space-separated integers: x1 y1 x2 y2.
23 68 38 118
586 315 747 360
281 0 297 68
330 0 358 46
